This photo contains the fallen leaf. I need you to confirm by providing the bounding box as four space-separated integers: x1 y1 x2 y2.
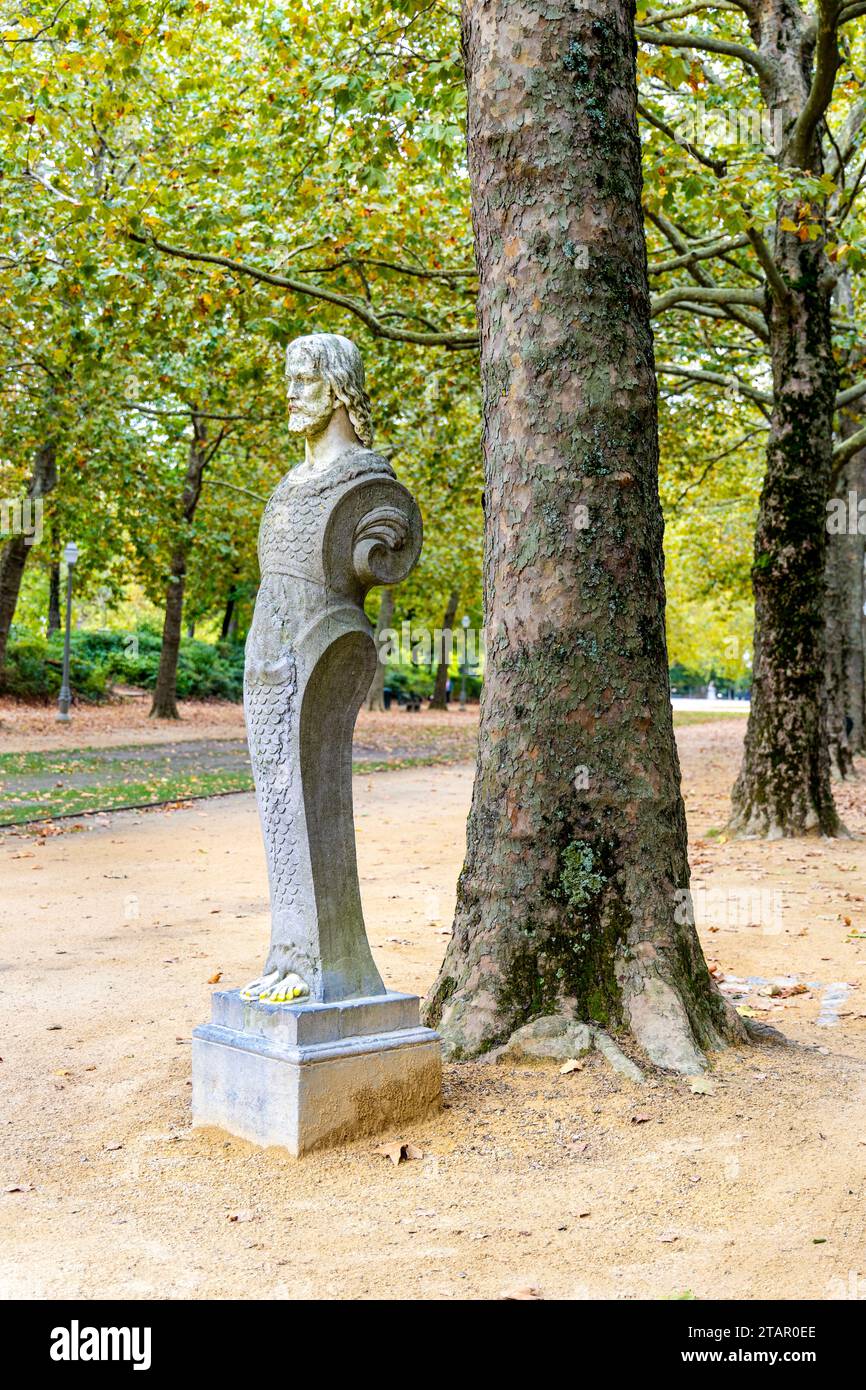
501 1286 543 1300
689 1076 716 1096
631 1113 652 1124
559 1058 583 1075
374 1140 423 1165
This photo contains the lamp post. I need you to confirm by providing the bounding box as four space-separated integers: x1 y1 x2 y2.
56 541 78 723
459 613 471 711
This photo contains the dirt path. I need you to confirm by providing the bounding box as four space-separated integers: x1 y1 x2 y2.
1 720 865 1300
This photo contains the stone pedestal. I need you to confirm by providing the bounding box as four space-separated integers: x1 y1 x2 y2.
192 989 441 1157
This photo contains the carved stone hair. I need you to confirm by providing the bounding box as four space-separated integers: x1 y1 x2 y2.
285 333 374 449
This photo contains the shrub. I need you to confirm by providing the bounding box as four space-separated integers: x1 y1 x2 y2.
1 626 245 703
2 633 108 703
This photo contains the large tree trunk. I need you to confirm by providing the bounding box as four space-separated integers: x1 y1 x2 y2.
429 588 459 709
0 439 57 675
150 416 210 719
730 8 841 835
825 421 866 777
424 0 744 1071
365 586 394 711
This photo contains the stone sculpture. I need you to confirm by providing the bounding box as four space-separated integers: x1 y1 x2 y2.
240 332 421 1004
192 334 441 1155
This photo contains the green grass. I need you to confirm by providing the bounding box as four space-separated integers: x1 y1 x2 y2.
0 764 255 825
672 709 748 727
0 748 473 826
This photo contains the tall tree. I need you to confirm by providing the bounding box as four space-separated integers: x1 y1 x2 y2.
424 0 743 1070
0 430 57 673
637 5 866 833
429 587 459 709
366 587 395 711
150 413 227 718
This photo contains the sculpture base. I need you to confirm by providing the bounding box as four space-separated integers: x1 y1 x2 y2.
191 989 442 1157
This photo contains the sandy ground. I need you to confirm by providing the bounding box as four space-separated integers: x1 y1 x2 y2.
1 719 865 1301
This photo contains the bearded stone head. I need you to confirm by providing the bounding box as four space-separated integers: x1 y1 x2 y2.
284 333 374 447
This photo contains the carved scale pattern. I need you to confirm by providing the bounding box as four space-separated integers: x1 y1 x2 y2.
244 639 302 942
258 449 394 579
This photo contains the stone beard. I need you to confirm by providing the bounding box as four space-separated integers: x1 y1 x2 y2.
241 333 421 1005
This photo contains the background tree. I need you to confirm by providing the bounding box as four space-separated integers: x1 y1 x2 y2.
637 6 866 833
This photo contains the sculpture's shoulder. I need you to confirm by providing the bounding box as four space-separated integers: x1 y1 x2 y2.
273 448 395 503
258 449 399 578
321 448 396 494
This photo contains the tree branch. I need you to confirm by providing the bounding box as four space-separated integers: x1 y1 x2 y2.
643 1 745 23
655 362 773 404
744 225 788 304
651 284 764 315
649 233 750 275
831 424 866 481
638 100 727 176
787 2 842 169
824 98 866 180
647 208 769 340
635 26 774 81
203 477 268 504
295 255 476 281
674 426 768 505
123 401 273 423
837 379 866 409
127 232 480 351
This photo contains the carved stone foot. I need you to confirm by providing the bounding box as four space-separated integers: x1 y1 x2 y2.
241 970 310 1004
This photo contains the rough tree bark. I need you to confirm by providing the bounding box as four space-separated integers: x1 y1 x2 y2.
825 420 866 775
365 585 394 711
150 415 216 719
0 438 57 675
429 588 460 709
423 0 744 1071
730 4 842 835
